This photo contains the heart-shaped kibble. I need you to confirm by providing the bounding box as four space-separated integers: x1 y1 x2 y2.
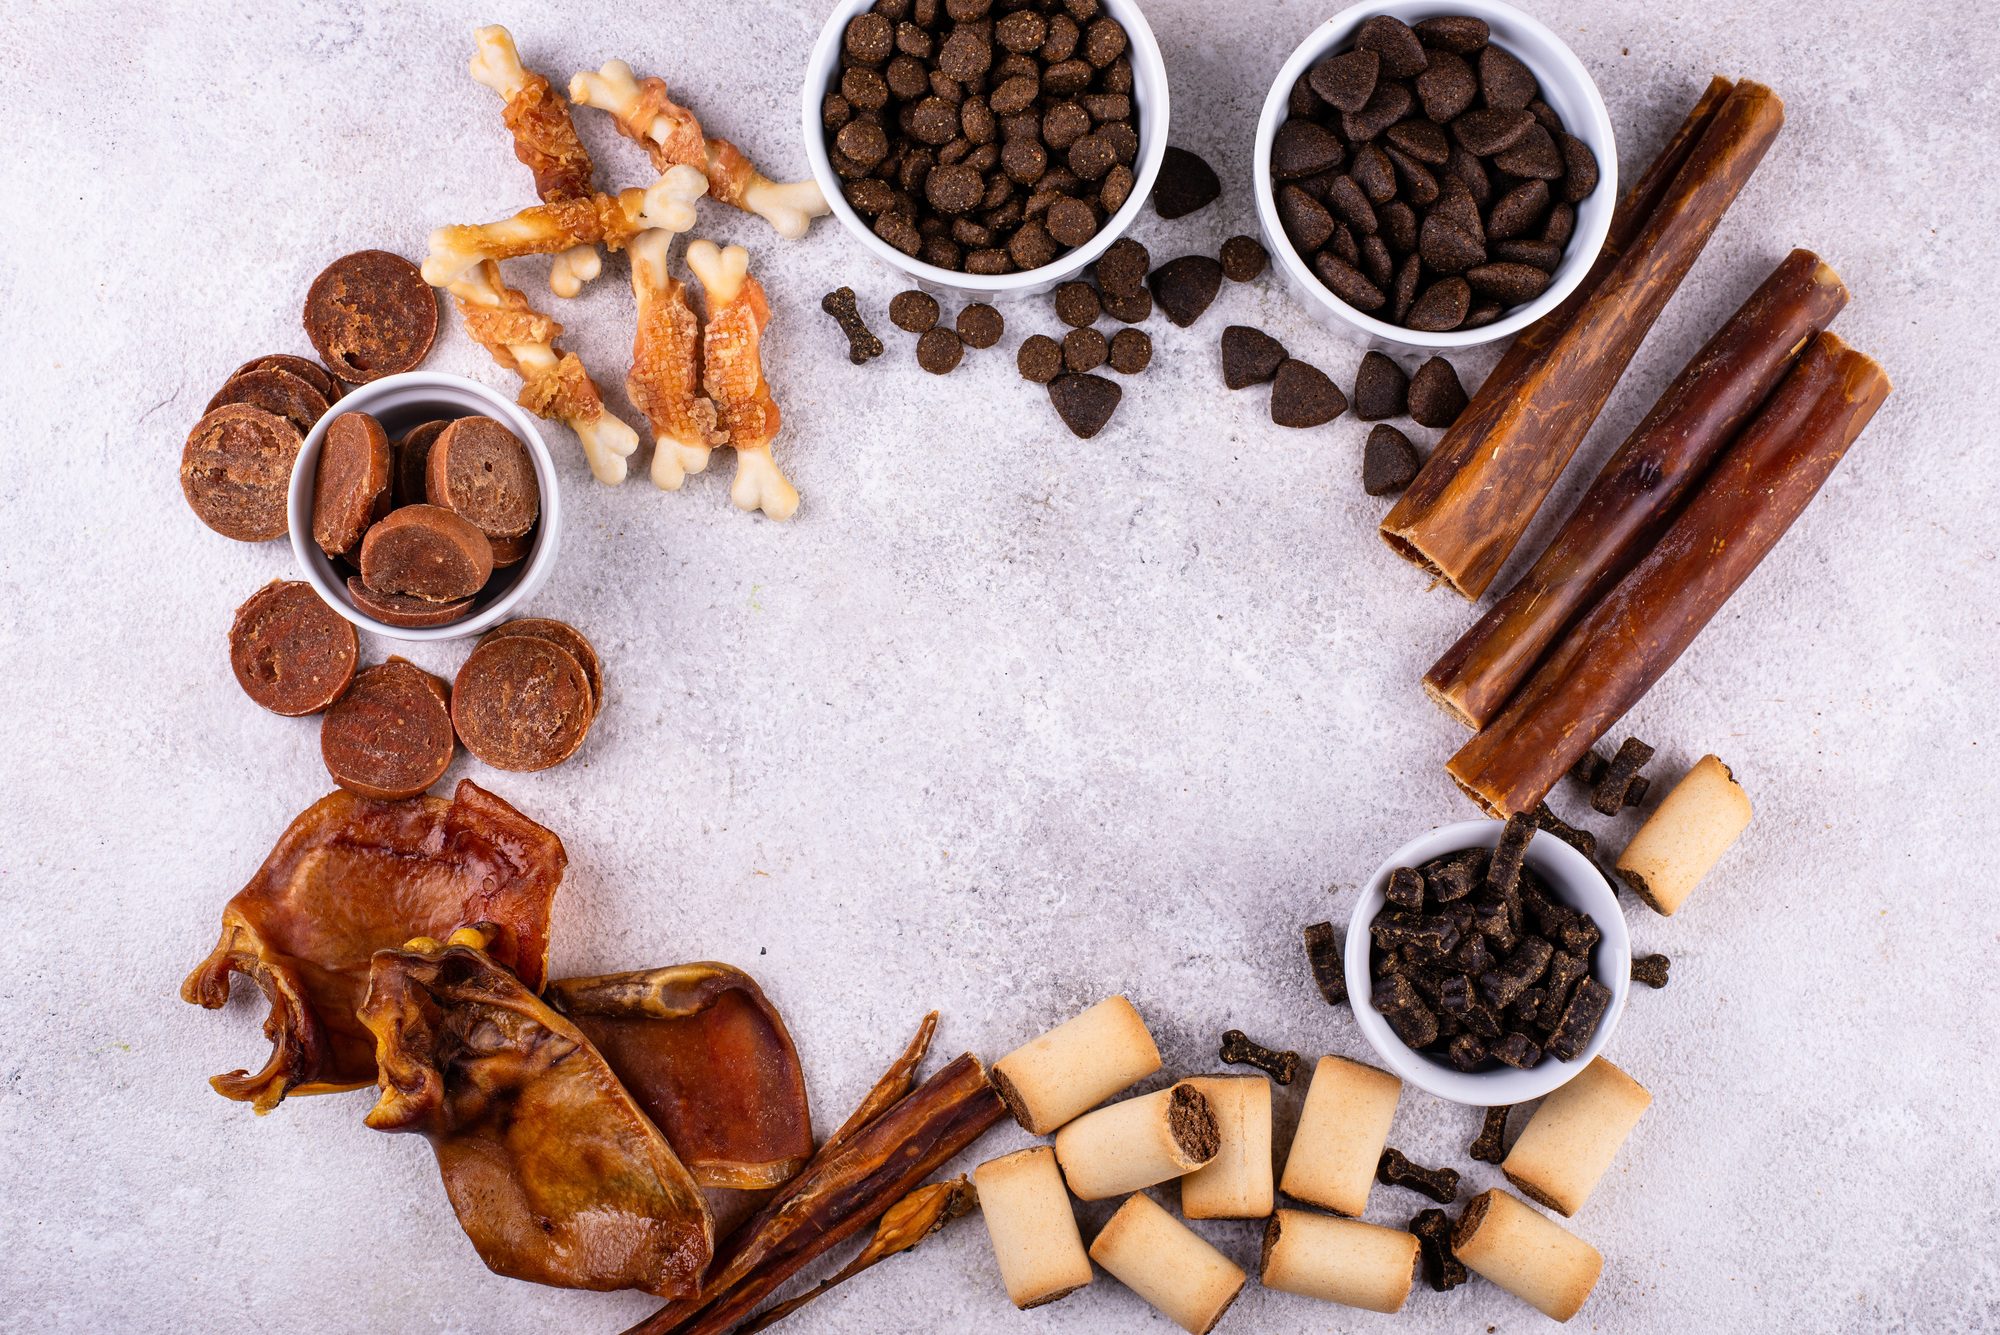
1220 325 1289 390
1271 358 1349 428
1307 47 1380 113
1272 119 1345 180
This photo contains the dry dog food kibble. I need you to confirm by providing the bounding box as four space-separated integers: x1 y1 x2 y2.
1148 254 1223 327
1220 234 1269 282
1095 237 1151 295
1017 333 1064 383
1407 355 1468 427
181 404 303 543
303 249 438 383
1363 424 1421 496
1062 326 1108 373
1271 358 1347 427
1353 350 1409 420
1048 372 1122 439
1107 327 1151 375
451 632 595 772
319 658 456 800
916 325 965 375
1151 144 1221 219
358 503 494 603
820 286 884 363
228 579 359 717
1054 281 1102 328
1220 325 1289 390
889 289 941 333
312 411 393 559
957 303 1005 349
1100 283 1152 324
426 416 539 540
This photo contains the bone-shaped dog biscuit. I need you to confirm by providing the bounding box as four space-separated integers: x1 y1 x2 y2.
686 239 796 521
422 165 707 289
628 228 723 491
469 25 602 298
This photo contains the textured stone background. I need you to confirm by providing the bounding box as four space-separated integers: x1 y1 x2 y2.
1 0 1994 1331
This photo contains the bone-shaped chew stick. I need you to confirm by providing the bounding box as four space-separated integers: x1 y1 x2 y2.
569 60 830 240
421 165 708 289
686 239 797 521
628 228 724 490
444 260 638 485
469 25 602 298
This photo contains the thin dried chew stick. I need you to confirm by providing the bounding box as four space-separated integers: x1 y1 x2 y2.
1279 1055 1401 1217
974 1147 1094 1309
1424 249 1850 728
1453 1189 1603 1322
1615 755 1754 914
469 25 602 297
421 164 707 288
1260 1208 1419 1314
1448 332 1889 816
569 60 830 239
629 228 723 490
1179 1075 1273 1220
686 239 797 520
993 994 1162 1135
1502 1056 1651 1217
1089 1193 1246 1335
1382 80 1783 599
1053 1083 1218 1201
442 260 638 484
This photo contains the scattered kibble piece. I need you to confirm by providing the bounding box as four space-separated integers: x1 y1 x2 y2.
1410 1208 1469 1292
1017 334 1063 384
1592 736 1656 815
1148 254 1223 327
1220 234 1268 282
1048 372 1122 438
1062 326 1109 373
889 289 940 333
1631 954 1671 989
916 326 964 375
1107 327 1152 375
819 287 882 364
1270 358 1346 428
1408 355 1468 427
1151 144 1221 219
1220 325 1288 390
1054 281 1102 328
1303 921 1347 1006
1096 237 1151 295
957 303 1005 349
1353 350 1409 420
1362 424 1420 495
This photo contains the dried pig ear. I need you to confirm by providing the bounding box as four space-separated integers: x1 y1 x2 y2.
178 780 566 1112
359 934 712 1296
548 963 815 1190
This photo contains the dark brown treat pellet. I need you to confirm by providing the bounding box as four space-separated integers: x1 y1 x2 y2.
889 289 941 333
206 367 329 437
897 20 933 57
1053 280 1101 327
1001 135 1048 182
1632 954 1672 989
990 74 1040 116
321 659 455 800
1487 178 1551 240
1100 283 1152 324
229 579 359 717
1271 119 1344 181
1592 736 1656 814
1490 1031 1542 1069
1352 351 1408 421
1447 143 1492 204
916 325 965 373
1558 131 1600 202
1220 325 1288 390
845 11 894 63
1081 14 1126 66
1373 972 1440 1049
1405 277 1471 331
1044 196 1099 248
1277 184 1335 254
1495 124 1563 179
1390 253 1422 322
1415 14 1489 53
1386 149 1438 209
1494 238 1564 270
1042 100 1091 150
1416 49 1478 122
1150 144 1221 219
304 250 437 385
1307 48 1378 113
1531 801 1599 862
1384 119 1450 168
1379 1149 1459 1204
1462 301 1504 328
1569 749 1608 787
1359 233 1394 288
1452 106 1533 157
845 177 895 215
875 211 924 255
882 59 926 103
1471 1106 1512 1165
1017 333 1063 383
1099 163 1135 213
1008 221 1060 269
1355 14 1428 78
821 286 884 364
1408 356 1468 428
995 8 1046 52
1477 43 1538 112
1363 424 1421 496
1411 1208 1470 1292
956 302 1005 349
1310 252 1385 311
1219 1029 1302 1085
937 27 991 80
1350 143 1397 204
1628 775 1652 806
1466 261 1552 305
1220 235 1268 282
1341 80 1412 141
1148 254 1223 328
1106 327 1151 375
1067 131 1117 181
925 161 984 213
842 65 889 111
1095 236 1150 294
1545 977 1611 1061
1047 372 1122 438
836 118 889 167
1420 214 1485 275
1327 174 1378 236
1303 921 1348 1006
1386 866 1426 912
1061 325 1108 373
1488 811 1537 897
1270 358 1347 428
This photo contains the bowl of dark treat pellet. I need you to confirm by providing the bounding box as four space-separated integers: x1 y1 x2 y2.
1344 816 1629 1104
1255 1 1615 346
287 371 561 642
804 0 1170 301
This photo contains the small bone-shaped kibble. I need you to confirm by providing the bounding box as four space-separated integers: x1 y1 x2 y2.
820 287 882 364
1409 1208 1469 1292
1469 1105 1511 1163
1631 953 1671 989
1377 1148 1460 1204
1218 1029 1301 1085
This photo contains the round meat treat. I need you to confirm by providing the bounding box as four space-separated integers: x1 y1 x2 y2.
304 249 439 384
346 576 474 630
181 404 303 542
916 326 964 375
488 529 533 569
312 411 394 559
425 416 539 539
1017 333 1063 384
320 658 456 800
394 420 448 508
481 618 603 717
231 354 342 404
228 579 359 716
205 368 330 436
889 289 941 333
451 634 595 772
359 504 494 603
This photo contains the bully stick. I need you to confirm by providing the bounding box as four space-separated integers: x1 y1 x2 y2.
1424 248 1850 729
1447 331 1890 816
1382 80 1785 600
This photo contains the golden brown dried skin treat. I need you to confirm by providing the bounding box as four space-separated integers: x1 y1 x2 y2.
360 935 713 1297
628 227 724 489
228 579 357 716
451 632 594 771
178 780 566 1112
320 659 456 800
687 239 796 520
469 24 602 297
180 403 301 542
312 410 393 559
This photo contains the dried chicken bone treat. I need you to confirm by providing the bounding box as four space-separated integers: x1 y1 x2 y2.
624 227 722 490
312 411 394 559
320 658 456 801
480 617 603 718
1179 1074 1274 1220
229 353 342 404
469 25 603 297
1453 1188 1603 1322
1219 1029 1300 1084
393 419 449 507
421 166 710 287
206 367 329 436
820 286 883 363
993 994 1160 1135
1377 1147 1459 1203
228 579 358 716
451 631 595 772
304 250 439 384
687 239 797 521
345 576 473 629
180 404 302 543
1280 1054 1401 1216
179 779 566 1111
974 1146 1094 1309
1088 1192 1246 1335
360 933 713 1296
425 415 539 539
359 503 493 603
1260 1209 1418 1314
1303 920 1348 1005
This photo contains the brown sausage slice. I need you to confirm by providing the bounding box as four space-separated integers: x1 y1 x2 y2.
451 635 593 772
481 618 602 717
228 579 359 715
206 368 330 436
394 419 449 508
426 416 540 539
312 411 393 559
359 504 494 602
320 658 456 799
345 576 474 629
231 354 343 404
304 249 439 384
488 529 534 569
181 404 302 542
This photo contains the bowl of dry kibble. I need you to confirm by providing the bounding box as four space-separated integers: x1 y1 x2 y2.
804 0 1170 301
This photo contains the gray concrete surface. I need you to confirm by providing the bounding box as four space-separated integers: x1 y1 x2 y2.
1 1 1995 1331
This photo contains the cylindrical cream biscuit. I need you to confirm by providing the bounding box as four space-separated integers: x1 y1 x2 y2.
1259 1208 1418 1313
1615 754 1752 915
1179 1075 1273 1220
973 1146 1094 1309
1277 1055 1401 1216
1055 1083 1218 1201
1089 1192 1246 1335
1502 1056 1652 1217
993 995 1163 1134
1453 1188 1603 1322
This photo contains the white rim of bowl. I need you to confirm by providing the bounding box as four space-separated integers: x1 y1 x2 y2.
801 0 1172 296
287 371 563 643
1253 0 1617 349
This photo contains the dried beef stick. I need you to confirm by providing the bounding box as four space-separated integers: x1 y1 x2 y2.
1449 332 1889 816
1381 81 1784 599
1424 250 1850 728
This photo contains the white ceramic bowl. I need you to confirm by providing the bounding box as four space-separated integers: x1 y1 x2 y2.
287 372 562 642
1345 819 1629 1104
1254 0 1616 351
802 0 1171 302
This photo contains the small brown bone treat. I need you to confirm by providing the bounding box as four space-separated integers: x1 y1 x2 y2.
1631 953 1671 988
1363 425 1421 496
345 577 473 629
1489 1031 1542 1069
482 618 604 719
230 354 342 404
1470 1105 1511 1162
1303 920 1348 1006
451 633 594 772
1352 350 1408 421
320 659 455 800
1531 802 1599 861
1219 1028 1301 1085
469 26 603 297
229 580 358 716
1152 144 1221 219
1378 1148 1459 1204
312 411 393 559
1220 325 1287 390
1539 951 1589 1031
917 325 964 374
1017 333 1063 383
426 416 539 540
1048 372 1121 439
181 404 302 542
1570 749 1608 787
889 289 941 333
1107 327 1151 375
359 503 493 603
1053 281 1101 327
687 240 796 521
1592 736 1656 814
393 420 448 508
957 303 1005 348
1408 356 1468 428
1385 867 1425 912
1480 936 1553 1010
305 250 439 384
1062 326 1108 373
1220 234 1268 282
206 368 329 437
1372 972 1439 1049
1409 1208 1468 1291
820 287 883 364
1271 358 1347 428
1096 237 1150 294
1148 254 1223 328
